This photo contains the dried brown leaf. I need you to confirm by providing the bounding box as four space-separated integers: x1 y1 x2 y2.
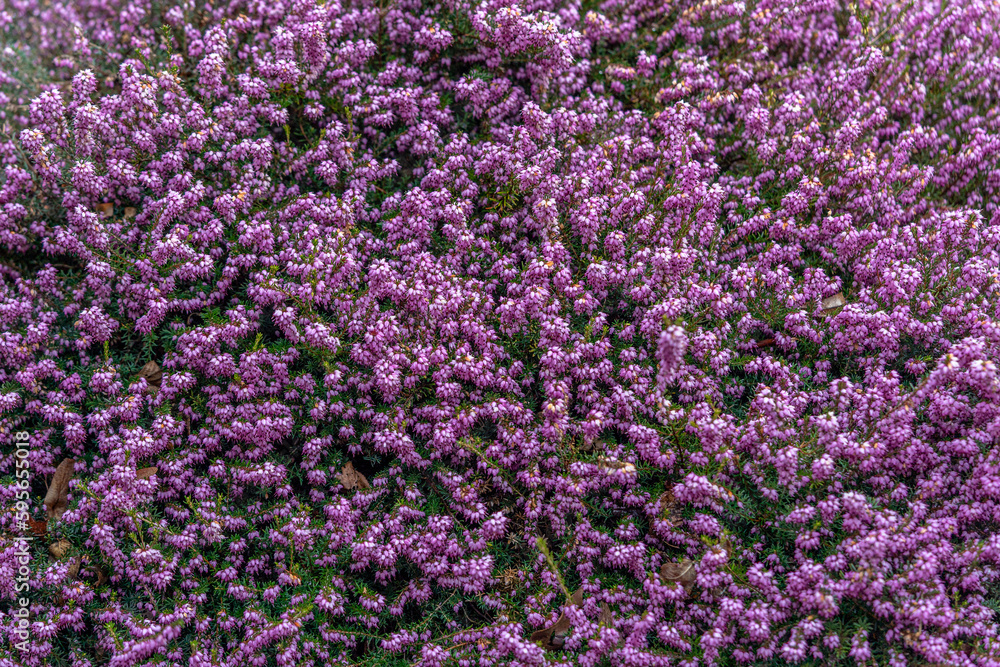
531 617 567 650
719 536 734 558
597 456 636 474
123 207 137 219
531 588 584 650
597 456 625 470
530 627 553 644
49 538 71 559
136 467 158 480
44 458 75 521
821 292 846 315
658 488 681 525
67 555 81 580
549 611 572 638
96 202 114 218
661 559 697 592
660 559 695 580
338 462 370 490
27 516 47 536
755 338 775 349
138 360 162 388
599 603 613 626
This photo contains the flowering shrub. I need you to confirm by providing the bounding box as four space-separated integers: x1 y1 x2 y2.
3 0 1000 664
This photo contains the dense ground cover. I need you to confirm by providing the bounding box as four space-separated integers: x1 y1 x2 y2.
3 0 1000 664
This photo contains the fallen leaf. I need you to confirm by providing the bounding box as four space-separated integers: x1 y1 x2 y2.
597 456 636 474
599 603 613 626
530 626 554 645
755 338 775 349
531 589 583 650
719 536 734 558
96 202 114 218
660 559 697 593
44 458 75 521
27 516 47 536
123 207 137 219
338 462 370 490
49 538 71 559
821 292 846 315
136 467 158 480
67 555 81 580
658 487 681 525
82 568 107 587
548 621 571 648
598 456 624 470
138 360 162 390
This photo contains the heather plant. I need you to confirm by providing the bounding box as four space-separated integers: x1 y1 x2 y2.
2 0 1000 665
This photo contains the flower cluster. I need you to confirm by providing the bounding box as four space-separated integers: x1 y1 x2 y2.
2 0 1000 665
